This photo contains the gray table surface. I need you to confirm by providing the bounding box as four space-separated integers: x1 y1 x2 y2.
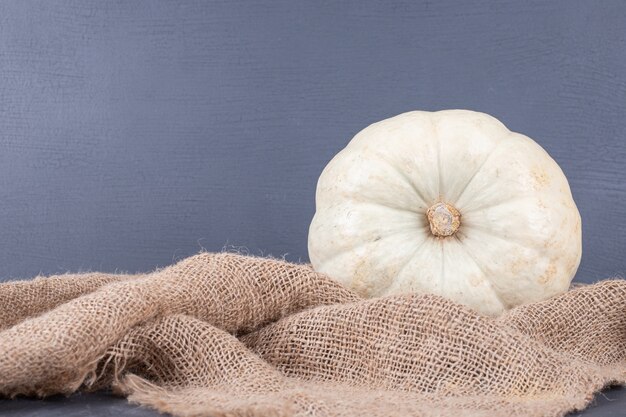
1 386 624 416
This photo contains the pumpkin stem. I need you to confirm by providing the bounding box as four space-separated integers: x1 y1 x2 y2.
426 202 461 237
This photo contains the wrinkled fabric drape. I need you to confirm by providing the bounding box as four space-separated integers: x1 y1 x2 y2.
1 252 624 417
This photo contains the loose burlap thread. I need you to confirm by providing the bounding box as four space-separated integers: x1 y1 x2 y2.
0 252 624 416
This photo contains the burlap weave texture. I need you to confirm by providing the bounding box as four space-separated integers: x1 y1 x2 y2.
0 252 624 416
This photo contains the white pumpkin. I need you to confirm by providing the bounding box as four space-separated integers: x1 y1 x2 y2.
308 110 582 316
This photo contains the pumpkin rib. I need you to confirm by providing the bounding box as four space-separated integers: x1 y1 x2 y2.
434 116 443 200
451 133 511 206
315 227 428 276
321 147 429 211
453 232 510 312
365 149 433 208
329 194 427 216
439 239 446 302
387 235 434 295
317 200 429 235
459 222 543 255
459 194 538 216
461 198 560 251
455 226 565 307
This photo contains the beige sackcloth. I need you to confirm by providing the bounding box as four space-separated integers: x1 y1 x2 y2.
0 252 624 416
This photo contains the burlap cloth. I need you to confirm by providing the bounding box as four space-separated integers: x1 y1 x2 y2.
0 252 624 416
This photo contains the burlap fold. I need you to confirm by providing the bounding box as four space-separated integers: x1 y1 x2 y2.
0 252 624 417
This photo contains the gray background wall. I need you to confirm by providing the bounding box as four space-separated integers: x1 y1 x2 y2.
0 0 624 282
